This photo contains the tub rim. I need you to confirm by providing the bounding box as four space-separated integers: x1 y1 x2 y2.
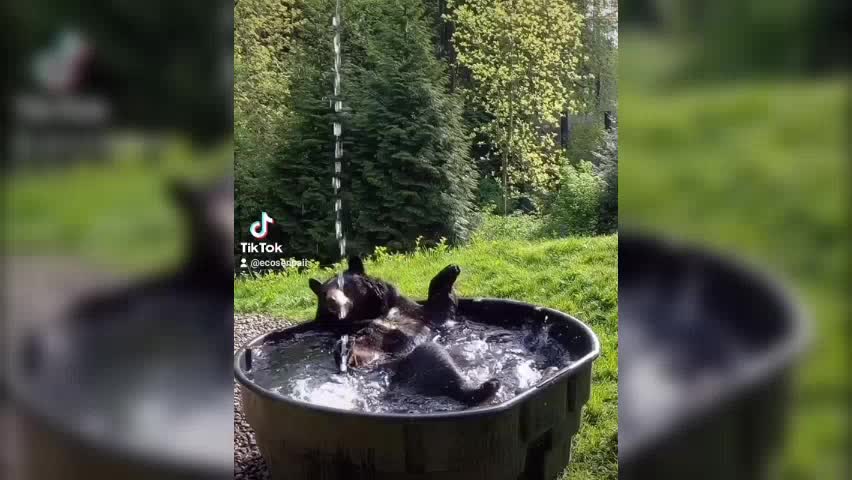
233 297 601 421
4 346 233 479
618 230 812 462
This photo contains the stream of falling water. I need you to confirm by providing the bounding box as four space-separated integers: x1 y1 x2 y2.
333 0 346 289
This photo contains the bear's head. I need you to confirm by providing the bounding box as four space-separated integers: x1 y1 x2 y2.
309 256 395 327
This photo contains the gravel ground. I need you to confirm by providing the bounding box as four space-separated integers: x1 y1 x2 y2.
233 314 294 480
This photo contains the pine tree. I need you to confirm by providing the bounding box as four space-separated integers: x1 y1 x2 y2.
267 0 340 261
267 0 475 262
347 0 475 253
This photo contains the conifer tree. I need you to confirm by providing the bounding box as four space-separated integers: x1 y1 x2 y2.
347 0 475 252
267 0 340 261
269 0 475 261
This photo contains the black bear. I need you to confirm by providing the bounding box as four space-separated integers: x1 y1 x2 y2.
308 258 500 406
308 256 417 329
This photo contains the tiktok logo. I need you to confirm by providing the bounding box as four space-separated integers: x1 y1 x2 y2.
249 211 275 239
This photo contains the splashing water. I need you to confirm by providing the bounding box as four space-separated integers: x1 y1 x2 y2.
332 0 346 290
247 318 573 413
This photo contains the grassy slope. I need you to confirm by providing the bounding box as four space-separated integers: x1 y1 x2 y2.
235 234 619 480
4 143 230 274
620 36 848 479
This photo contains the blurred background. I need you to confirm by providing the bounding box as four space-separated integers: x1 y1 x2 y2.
619 0 848 478
2 0 848 478
3 1 233 479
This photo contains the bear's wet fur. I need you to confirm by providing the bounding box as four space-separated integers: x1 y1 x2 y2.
309 258 500 406
393 342 502 406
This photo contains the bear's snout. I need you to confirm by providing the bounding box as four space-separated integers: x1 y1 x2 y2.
326 288 353 320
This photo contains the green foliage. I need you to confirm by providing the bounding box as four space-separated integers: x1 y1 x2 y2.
256 0 476 262
477 175 504 213
595 127 618 233
346 0 477 254
573 0 618 114
233 0 618 250
234 0 299 163
235 233 618 480
268 22 339 259
544 161 604 236
234 0 302 246
447 0 588 195
470 212 548 242
565 121 606 164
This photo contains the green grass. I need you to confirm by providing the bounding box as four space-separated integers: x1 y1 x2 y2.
620 34 848 479
3 141 230 274
235 231 619 480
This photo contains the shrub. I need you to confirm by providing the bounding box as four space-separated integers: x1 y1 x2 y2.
595 127 618 233
544 161 603 237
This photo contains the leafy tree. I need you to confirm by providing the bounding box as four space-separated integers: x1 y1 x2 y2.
447 0 587 212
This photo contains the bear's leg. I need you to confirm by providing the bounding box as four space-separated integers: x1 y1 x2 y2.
427 264 461 299
424 264 461 325
393 342 500 406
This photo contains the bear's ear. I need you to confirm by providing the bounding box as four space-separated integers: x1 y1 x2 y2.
309 279 323 296
346 256 365 275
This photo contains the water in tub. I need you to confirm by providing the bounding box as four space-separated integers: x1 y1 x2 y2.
246 317 573 413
